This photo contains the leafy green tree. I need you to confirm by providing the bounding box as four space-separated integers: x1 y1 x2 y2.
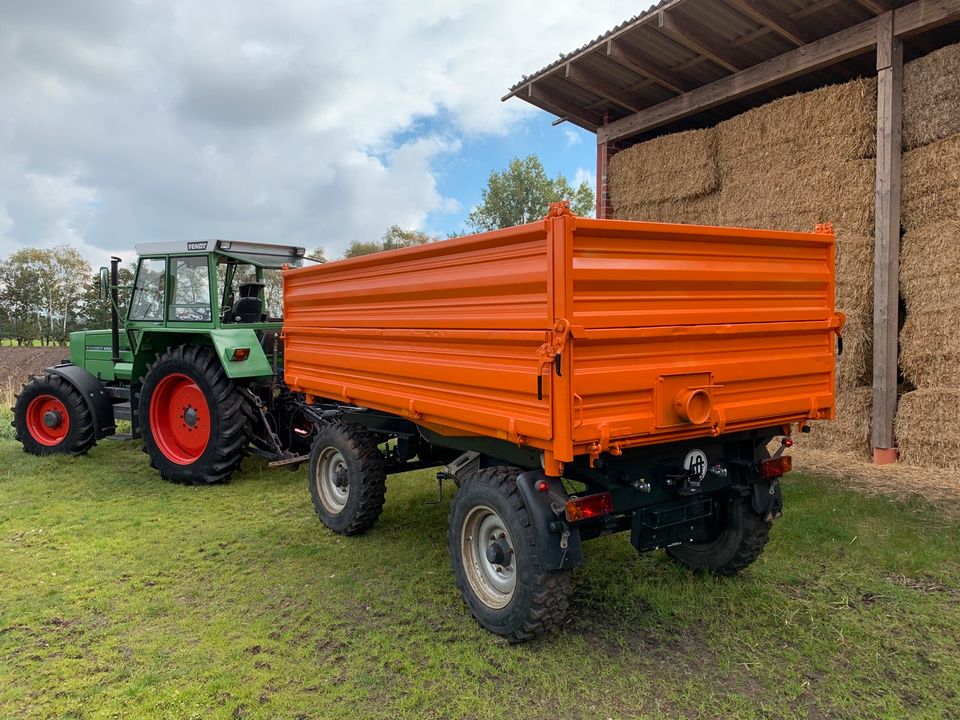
78 266 135 331
466 155 594 232
344 226 435 259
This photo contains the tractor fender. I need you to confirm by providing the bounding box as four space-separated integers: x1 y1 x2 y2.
136 329 274 380
516 469 584 571
45 363 116 440
208 329 274 379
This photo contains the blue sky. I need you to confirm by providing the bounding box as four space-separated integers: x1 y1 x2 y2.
0 0 643 263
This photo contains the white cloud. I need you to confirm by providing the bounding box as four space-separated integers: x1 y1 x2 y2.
574 167 596 191
0 0 643 262
564 129 583 146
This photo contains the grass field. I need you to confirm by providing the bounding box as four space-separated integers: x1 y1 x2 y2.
2 430 959 720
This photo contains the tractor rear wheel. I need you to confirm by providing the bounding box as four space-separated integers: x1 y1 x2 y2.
14 374 96 456
140 345 253 484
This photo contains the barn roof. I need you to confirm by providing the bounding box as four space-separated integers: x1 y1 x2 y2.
505 0 960 143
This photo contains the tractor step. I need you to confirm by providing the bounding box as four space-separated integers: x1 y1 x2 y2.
105 432 134 441
113 401 132 421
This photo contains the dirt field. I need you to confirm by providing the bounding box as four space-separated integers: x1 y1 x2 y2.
0 346 71 396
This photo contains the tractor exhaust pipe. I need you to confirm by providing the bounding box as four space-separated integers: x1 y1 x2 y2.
110 256 121 364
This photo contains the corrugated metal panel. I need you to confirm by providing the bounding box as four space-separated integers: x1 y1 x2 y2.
282 209 839 465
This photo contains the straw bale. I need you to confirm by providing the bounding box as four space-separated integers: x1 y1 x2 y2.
716 78 876 165
836 234 874 316
718 159 875 237
836 313 872 388
902 133 960 231
899 307 960 388
795 386 872 457
895 388 960 468
903 41 960 150
608 128 718 207
900 222 960 306
613 193 722 226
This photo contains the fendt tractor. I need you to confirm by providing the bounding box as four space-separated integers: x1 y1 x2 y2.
14 205 843 641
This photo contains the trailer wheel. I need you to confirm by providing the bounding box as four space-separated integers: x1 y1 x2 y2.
140 345 253 485
308 422 386 535
14 374 96 456
448 466 573 642
665 495 771 575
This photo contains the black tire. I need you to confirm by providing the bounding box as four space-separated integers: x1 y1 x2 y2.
308 422 386 535
448 466 573 642
140 345 253 485
13 374 96 456
665 495 771 575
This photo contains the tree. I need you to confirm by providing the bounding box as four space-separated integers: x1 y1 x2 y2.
78 266 135 331
344 226 435 259
466 155 594 232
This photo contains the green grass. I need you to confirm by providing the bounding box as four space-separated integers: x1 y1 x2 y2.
2 434 959 720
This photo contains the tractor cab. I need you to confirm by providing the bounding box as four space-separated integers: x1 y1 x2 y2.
128 240 306 330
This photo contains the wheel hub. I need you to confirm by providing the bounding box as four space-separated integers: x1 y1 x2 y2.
183 406 198 428
484 536 513 568
42 410 63 429
25 393 71 447
461 506 517 609
148 373 211 465
315 446 350 513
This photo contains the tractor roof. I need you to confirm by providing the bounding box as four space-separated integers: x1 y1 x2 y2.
135 239 306 268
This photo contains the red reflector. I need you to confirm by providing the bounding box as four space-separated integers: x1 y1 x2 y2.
784 438 794 448
565 492 613 523
536 480 550 493
231 347 250 361
760 455 792 479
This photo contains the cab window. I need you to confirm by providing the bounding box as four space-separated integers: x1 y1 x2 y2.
129 258 165 321
170 256 212 322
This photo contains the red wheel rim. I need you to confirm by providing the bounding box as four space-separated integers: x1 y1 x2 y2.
149 373 210 464
26 394 70 446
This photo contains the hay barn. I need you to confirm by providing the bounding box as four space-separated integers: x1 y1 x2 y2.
506 0 960 469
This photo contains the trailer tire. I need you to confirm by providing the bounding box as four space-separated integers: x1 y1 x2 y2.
14 374 96 456
665 495 771 575
448 466 573 642
308 422 386 535
140 345 253 485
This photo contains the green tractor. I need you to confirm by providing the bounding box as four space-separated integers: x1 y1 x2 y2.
13 240 317 484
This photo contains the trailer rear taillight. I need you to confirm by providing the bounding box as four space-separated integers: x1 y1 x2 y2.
565 492 613 522
759 455 792 479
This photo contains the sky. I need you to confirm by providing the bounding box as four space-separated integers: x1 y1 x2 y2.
0 0 646 265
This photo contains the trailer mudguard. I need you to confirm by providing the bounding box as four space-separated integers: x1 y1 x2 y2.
45 363 116 440
516 469 584 571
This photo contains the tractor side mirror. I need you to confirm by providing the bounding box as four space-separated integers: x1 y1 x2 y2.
99 267 109 302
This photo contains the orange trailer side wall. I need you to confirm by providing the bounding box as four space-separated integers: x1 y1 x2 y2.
283 209 838 470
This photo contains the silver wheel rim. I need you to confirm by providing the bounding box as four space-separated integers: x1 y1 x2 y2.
460 505 516 609
315 446 349 513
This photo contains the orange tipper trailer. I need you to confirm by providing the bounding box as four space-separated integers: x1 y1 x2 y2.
282 203 842 641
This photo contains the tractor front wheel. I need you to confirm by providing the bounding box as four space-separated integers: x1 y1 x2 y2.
140 345 252 484
14 374 96 456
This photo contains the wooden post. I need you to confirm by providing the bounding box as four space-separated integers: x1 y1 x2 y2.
871 12 902 465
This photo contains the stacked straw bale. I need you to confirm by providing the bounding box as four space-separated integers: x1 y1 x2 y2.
894 41 960 469
609 77 877 457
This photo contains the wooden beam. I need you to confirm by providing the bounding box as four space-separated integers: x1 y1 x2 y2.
657 10 746 73
857 0 894 14
527 84 602 130
725 0 816 46
598 0 960 143
564 63 645 113
872 11 902 462
606 40 691 94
